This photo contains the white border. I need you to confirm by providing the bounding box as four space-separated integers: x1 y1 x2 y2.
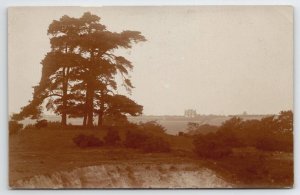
1 0 299 194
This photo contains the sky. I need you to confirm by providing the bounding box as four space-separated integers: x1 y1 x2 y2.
8 6 293 116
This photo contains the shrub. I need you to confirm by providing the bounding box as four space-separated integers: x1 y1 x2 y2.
194 133 232 159
220 150 269 184
142 136 171 153
35 119 48 129
103 129 121 146
138 121 166 135
124 130 149 149
124 129 170 153
73 134 103 148
255 132 293 152
9 120 23 135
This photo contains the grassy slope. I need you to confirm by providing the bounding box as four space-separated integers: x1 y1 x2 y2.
9 128 197 185
9 127 293 188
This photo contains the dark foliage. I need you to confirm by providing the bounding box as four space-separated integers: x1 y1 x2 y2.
187 123 219 135
220 150 269 184
73 134 104 148
194 133 232 159
138 121 166 135
123 129 149 149
193 110 293 186
124 128 170 153
103 129 121 146
194 110 293 160
14 12 146 128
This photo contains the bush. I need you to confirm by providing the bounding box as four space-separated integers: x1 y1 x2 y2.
142 136 171 153
9 120 23 135
35 119 48 129
124 130 149 149
124 129 170 153
187 123 219 135
255 133 293 152
103 129 121 146
138 121 166 135
194 133 232 159
220 150 269 184
73 134 103 148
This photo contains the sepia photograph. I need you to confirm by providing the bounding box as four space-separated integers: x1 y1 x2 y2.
8 6 293 188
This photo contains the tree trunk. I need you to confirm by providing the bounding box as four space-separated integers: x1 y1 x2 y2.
61 46 69 127
83 87 89 127
62 113 67 127
97 111 103 128
61 66 68 127
98 90 105 128
86 51 96 128
86 79 94 128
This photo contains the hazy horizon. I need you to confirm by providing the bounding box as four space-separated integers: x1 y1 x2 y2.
9 6 293 116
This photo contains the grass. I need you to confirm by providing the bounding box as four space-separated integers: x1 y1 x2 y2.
201 150 293 188
9 126 293 188
9 127 196 185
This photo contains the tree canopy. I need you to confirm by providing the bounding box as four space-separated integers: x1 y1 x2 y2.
14 12 146 128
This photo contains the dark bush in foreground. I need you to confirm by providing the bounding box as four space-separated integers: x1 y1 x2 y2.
35 119 48 129
73 134 103 148
193 111 294 186
104 129 121 146
124 130 170 153
124 130 149 149
138 121 166 135
217 149 293 187
142 136 171 153
225 150 268 183
194 133 232 159
9 120 23 135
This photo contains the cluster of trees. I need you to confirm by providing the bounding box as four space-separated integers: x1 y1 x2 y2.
73 121 171 153
194 110 293 159
186 123 219 135
13 12 146 128
193 110 293 186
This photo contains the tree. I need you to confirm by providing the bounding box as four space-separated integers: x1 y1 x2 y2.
13 15 85 125
14 12 146 128
72 12 146 128
277 110 293 132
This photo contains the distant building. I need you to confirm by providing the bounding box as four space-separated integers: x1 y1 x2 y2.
184 109 197 118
